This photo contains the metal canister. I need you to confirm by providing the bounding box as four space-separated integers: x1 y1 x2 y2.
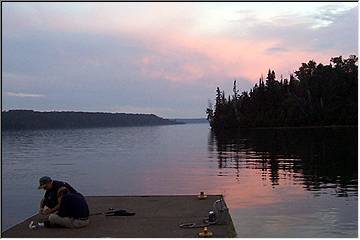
208 211 216 223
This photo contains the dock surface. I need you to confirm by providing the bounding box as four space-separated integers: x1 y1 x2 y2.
2 195 236 238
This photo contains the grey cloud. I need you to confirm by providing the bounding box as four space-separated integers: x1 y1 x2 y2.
229 6 358 54
313 4 351 23
5 92 45 97
264 47 288 54
310 7 358 52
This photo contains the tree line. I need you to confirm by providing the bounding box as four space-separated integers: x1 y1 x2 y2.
2 110 180 130
206 55 358 130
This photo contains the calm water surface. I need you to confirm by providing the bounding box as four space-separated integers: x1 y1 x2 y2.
2 124 357 237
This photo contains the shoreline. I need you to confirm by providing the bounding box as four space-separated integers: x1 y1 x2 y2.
212 125 357 131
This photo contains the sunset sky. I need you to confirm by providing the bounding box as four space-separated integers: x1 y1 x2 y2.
3 2 358 118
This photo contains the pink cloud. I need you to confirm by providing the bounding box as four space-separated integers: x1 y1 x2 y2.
134 30 337 85
7 3 351 86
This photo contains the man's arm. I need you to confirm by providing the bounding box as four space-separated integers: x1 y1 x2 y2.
47 205 59 214
42 204 60 215
42 197 62 215
40 198 45 208
39 198 45 214
55 197 67 217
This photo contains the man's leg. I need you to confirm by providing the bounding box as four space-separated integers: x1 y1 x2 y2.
72 219 90 228
48 213 74 228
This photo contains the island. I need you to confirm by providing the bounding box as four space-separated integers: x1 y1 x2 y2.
2 110 182 130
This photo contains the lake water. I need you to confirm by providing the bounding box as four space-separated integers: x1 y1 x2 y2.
2 124 357 237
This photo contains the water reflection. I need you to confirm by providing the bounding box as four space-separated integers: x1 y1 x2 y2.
2 124 358 236
209 127 357 197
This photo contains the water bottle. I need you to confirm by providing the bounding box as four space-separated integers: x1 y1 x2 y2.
28 221 45 229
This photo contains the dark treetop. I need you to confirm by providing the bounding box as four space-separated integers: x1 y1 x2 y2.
2 110 180 130
206 55 358 130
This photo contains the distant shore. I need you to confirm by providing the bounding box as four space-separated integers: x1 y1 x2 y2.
172 118 208 124
1 110 182 130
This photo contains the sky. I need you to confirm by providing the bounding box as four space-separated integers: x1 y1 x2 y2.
2 2 358 118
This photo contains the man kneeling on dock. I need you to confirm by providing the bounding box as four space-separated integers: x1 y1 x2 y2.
48 187 90 228
38 176 78 216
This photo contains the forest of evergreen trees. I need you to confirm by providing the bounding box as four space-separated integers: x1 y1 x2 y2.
206 55 358 130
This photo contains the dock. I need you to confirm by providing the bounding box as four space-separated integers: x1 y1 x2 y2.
2 195 236 238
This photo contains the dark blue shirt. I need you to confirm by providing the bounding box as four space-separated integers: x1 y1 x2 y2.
43 180 77 208
57 193 89 219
